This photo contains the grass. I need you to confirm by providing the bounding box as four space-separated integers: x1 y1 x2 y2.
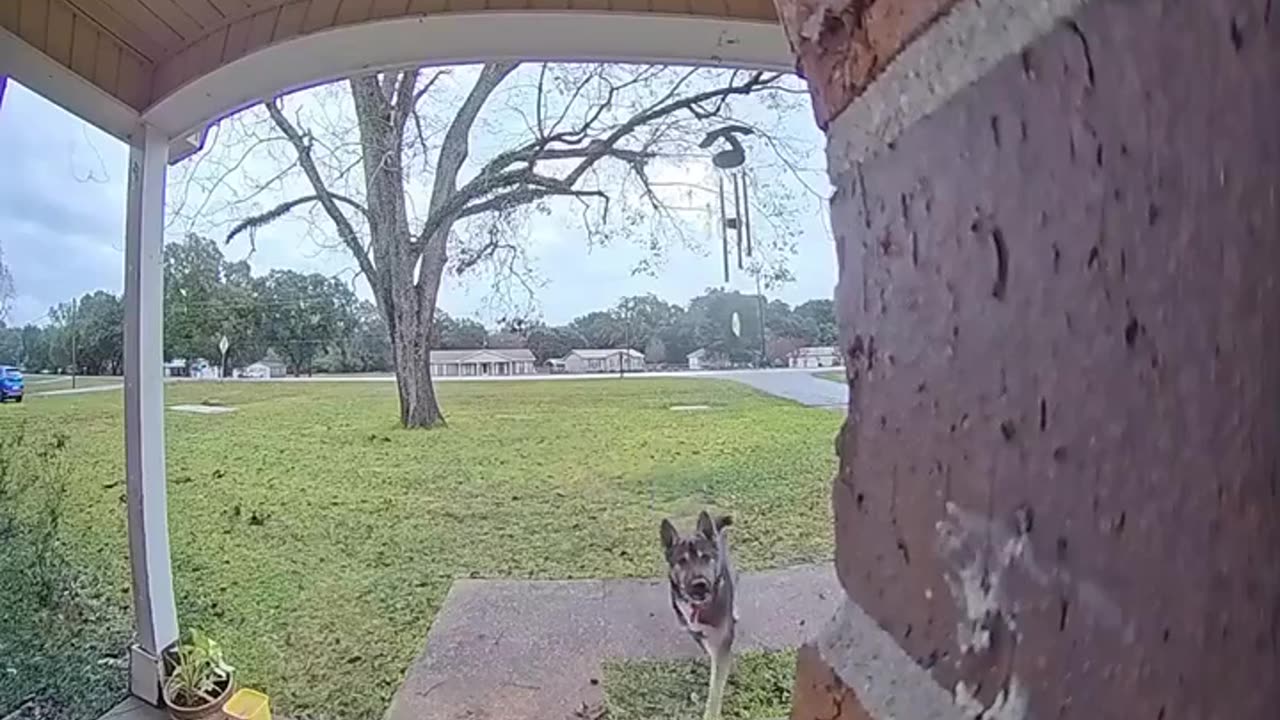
1 378 839 720
0 425 131 720
814 371 845 384
604 650 797 720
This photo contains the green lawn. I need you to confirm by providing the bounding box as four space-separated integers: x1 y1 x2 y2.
604 650 797 720
1 379 838 720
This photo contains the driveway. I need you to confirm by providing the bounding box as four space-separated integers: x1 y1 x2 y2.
719 369 847 410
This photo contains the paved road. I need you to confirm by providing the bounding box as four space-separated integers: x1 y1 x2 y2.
30 383 123 397
388 564 840 720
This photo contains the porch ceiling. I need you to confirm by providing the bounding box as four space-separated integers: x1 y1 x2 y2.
2 0 787 146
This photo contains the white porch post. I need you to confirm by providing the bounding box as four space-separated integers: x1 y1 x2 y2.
123 122 178 704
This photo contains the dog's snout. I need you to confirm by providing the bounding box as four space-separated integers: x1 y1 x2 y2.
689 579 711 599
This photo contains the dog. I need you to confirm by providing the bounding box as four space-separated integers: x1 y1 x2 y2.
660 511 737 720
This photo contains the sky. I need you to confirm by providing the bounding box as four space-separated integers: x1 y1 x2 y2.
0 72 836 329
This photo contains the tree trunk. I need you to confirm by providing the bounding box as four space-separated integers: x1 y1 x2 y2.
390 307 444 428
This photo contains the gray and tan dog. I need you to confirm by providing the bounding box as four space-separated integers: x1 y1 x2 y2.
660 511 737 720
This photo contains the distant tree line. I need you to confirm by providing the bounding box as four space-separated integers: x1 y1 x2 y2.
0 234 835 374
519 292 836 366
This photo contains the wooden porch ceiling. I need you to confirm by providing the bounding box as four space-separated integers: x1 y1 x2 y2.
1 0 780 118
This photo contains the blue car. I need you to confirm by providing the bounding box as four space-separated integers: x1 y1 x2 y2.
0 366 24 403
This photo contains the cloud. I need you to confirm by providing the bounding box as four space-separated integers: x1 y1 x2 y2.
0 82 127 325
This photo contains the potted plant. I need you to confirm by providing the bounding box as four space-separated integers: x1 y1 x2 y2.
162 629 235 720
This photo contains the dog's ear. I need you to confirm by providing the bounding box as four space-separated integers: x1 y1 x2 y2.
660 518 679 552
696 510 716 540
716 515 733 533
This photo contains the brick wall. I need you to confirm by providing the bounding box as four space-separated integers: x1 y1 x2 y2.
783 0 1280 717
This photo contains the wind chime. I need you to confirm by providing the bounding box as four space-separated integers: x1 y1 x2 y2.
700 126 756 283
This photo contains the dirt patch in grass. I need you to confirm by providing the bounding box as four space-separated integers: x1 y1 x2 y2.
603 650 797 720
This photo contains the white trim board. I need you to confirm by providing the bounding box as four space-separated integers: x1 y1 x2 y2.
144 11 794 141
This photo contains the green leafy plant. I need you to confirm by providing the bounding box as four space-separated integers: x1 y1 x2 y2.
165 629 234 708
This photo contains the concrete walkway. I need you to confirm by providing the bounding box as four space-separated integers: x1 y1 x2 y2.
387 564 840 720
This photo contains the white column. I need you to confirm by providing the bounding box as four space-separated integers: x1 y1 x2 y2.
123 123 178 704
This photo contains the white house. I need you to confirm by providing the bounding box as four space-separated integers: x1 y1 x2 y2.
430 348 537 377
243 357 287 379
686 348 730 371
162 359 188 378
788 346 842 368
189 358 219 380
562 348 645 374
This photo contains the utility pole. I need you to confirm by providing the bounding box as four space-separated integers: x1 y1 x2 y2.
756 273 767 368
620 299 630 379
70 297 78 389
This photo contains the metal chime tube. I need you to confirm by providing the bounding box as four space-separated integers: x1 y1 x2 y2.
734 174 745 270
718 173 730 282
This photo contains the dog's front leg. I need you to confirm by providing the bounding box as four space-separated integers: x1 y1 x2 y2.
703 639 733 720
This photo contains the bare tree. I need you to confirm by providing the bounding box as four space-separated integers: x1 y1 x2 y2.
171 63 817 428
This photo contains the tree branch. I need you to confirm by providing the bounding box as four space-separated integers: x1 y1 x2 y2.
457 186 608 225
263 100 382 299
428 70 780 248
225 193 371 243
426 62 520 220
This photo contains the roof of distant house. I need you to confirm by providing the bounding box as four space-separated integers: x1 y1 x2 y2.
793 346 840 357
429 348 536 363
567 348 644 359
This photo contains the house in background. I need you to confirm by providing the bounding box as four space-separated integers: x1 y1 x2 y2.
430 348 537 377
243 355 287 379
189 358 219 380
562 348 645 374
788 346 842 369
686 348 730 371
162 359 188 377
545 358 567 374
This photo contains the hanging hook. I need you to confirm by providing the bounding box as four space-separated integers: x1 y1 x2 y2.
699 125 755 170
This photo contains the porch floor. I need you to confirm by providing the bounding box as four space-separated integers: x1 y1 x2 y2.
387 563 839 720
97 697 165 720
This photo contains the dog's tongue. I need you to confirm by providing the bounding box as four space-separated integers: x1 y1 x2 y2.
688 600 707 624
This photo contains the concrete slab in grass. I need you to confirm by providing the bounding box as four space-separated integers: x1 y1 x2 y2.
168 404 236 414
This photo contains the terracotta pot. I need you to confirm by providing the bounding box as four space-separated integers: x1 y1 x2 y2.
163 674 234 720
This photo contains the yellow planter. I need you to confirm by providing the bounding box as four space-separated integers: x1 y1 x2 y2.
222 689 271 720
